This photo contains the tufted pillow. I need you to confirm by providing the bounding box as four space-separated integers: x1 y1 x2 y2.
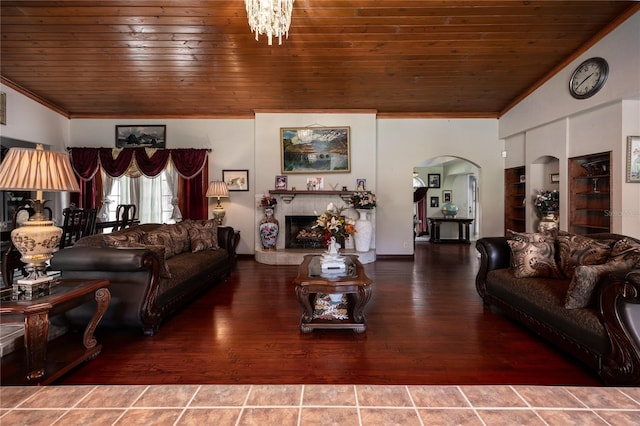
508 239 563 278
508 230 554 243
188 225 219 253
102 239 172 278
609 238 640 262
565 259 637 309
556 234 612 279
142 226 178 259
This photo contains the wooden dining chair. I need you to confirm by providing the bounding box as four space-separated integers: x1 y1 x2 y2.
1 205 53 288
59 207 98 249
112 204 137 232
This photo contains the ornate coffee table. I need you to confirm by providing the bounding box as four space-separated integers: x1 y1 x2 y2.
293 254 373 333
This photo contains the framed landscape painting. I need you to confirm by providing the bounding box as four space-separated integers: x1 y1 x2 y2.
280 127 350 173
627 136 640 183
116 125 166 148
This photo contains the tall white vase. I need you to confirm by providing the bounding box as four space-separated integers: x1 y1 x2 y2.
354 209 373 252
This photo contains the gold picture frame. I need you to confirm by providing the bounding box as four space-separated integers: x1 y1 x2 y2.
280 127 350 173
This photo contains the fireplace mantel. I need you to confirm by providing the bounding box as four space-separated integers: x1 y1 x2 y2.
269 190 352 204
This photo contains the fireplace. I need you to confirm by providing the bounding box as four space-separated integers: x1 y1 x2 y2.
285 215 326 249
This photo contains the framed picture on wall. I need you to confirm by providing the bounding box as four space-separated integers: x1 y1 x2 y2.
115 125 166 148
430 196 439 208
442 190 452 203
627 135 640 183
280 127 350 173
428 173 441 188
550 173 560 183
222 169 249 191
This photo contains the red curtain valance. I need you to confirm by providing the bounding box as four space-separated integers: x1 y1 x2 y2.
69 148 208 180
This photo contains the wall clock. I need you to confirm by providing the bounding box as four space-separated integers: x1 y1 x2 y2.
569 57 608 99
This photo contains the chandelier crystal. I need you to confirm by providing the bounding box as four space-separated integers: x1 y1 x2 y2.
245 0 295 46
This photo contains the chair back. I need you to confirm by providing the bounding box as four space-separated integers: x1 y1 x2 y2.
59 207 98 249
113 204 137 231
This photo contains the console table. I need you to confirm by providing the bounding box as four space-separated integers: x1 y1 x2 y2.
0 279 111 385
428 217 474 244
293 255 372 333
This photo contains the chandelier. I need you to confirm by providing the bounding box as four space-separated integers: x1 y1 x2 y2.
245 0 295 45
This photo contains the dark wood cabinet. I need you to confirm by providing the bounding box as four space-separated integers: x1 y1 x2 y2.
504 166 526 235
568 152 611 234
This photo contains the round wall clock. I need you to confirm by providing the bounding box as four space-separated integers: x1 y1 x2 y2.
569 57 609 99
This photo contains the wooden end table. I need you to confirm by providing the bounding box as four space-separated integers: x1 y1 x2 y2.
0 279 111 385
293 254 373 333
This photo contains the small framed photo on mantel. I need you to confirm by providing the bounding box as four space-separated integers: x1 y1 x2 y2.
275 175 288 190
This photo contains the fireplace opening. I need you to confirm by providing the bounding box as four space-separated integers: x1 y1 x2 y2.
285 215 326 249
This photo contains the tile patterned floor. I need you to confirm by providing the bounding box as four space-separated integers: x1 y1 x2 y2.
2 385 640 425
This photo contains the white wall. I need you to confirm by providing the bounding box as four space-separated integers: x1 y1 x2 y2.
69 118 256 254
499 11 640 238
377 119 502 254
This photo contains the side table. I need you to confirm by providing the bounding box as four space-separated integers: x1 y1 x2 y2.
0 279 111 385
293 255 373 333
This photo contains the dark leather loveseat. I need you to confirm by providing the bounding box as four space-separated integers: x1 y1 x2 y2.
51 220 239 336
476 232 640 385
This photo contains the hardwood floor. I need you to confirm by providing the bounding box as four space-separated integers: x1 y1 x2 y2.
59 241 600 386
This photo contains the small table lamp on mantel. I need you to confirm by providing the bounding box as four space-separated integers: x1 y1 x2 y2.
0 144 80 299
206 180 229 221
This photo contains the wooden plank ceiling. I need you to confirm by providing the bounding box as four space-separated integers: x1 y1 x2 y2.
1 1 638 118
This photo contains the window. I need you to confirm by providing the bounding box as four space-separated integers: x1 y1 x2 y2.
106 172 174 224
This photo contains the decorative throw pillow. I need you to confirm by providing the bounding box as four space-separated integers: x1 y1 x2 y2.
165 223 191 255
556 234 612 278
188 225 219 253
507 239 563 278
508 230 553 243
103 229 145 247
609 238 640 262
142 227 178 259
102 239 172 278
565 259 637 309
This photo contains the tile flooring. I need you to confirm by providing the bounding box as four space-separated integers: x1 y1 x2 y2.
2 384 640 425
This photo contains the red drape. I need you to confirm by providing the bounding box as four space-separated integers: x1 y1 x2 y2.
414 187 429 236
68 148 209 219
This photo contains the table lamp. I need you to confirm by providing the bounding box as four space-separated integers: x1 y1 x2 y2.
0 144 80 298
206 180 229 221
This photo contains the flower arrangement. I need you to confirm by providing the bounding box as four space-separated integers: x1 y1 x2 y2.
534 189 559 216
314 205 356 245
350 191 377 209
259 195 278 208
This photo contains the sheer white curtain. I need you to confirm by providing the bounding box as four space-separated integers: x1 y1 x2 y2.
165 161 182 223
137 174 164 224
98 171 115 222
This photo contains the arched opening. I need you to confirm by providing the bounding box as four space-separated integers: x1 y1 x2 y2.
528 155 560 232
413 156 481 242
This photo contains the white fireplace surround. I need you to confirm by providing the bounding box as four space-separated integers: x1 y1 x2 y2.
254 193 375 265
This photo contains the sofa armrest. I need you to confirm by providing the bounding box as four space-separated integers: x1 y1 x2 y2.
217 226 239 266
598 269 640 385
51 246 157 272
475 237 511 303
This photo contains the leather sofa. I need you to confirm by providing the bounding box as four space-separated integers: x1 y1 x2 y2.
476 232 640 385
51 220 239 336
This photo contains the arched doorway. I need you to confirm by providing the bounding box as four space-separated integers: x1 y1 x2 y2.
413 156 481 242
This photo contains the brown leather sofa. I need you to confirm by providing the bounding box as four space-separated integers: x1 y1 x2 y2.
51 221 239 336
476 232 640 386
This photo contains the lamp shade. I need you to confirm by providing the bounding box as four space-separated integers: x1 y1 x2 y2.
206 181 229 199
0 144 80 193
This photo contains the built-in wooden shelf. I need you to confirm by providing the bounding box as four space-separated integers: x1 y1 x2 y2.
569 152 611 234
504 166 526 234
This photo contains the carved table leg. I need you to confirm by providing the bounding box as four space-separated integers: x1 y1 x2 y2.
83 288 111 349
23 311 49 381
352 285 372 323
295 285 313 323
